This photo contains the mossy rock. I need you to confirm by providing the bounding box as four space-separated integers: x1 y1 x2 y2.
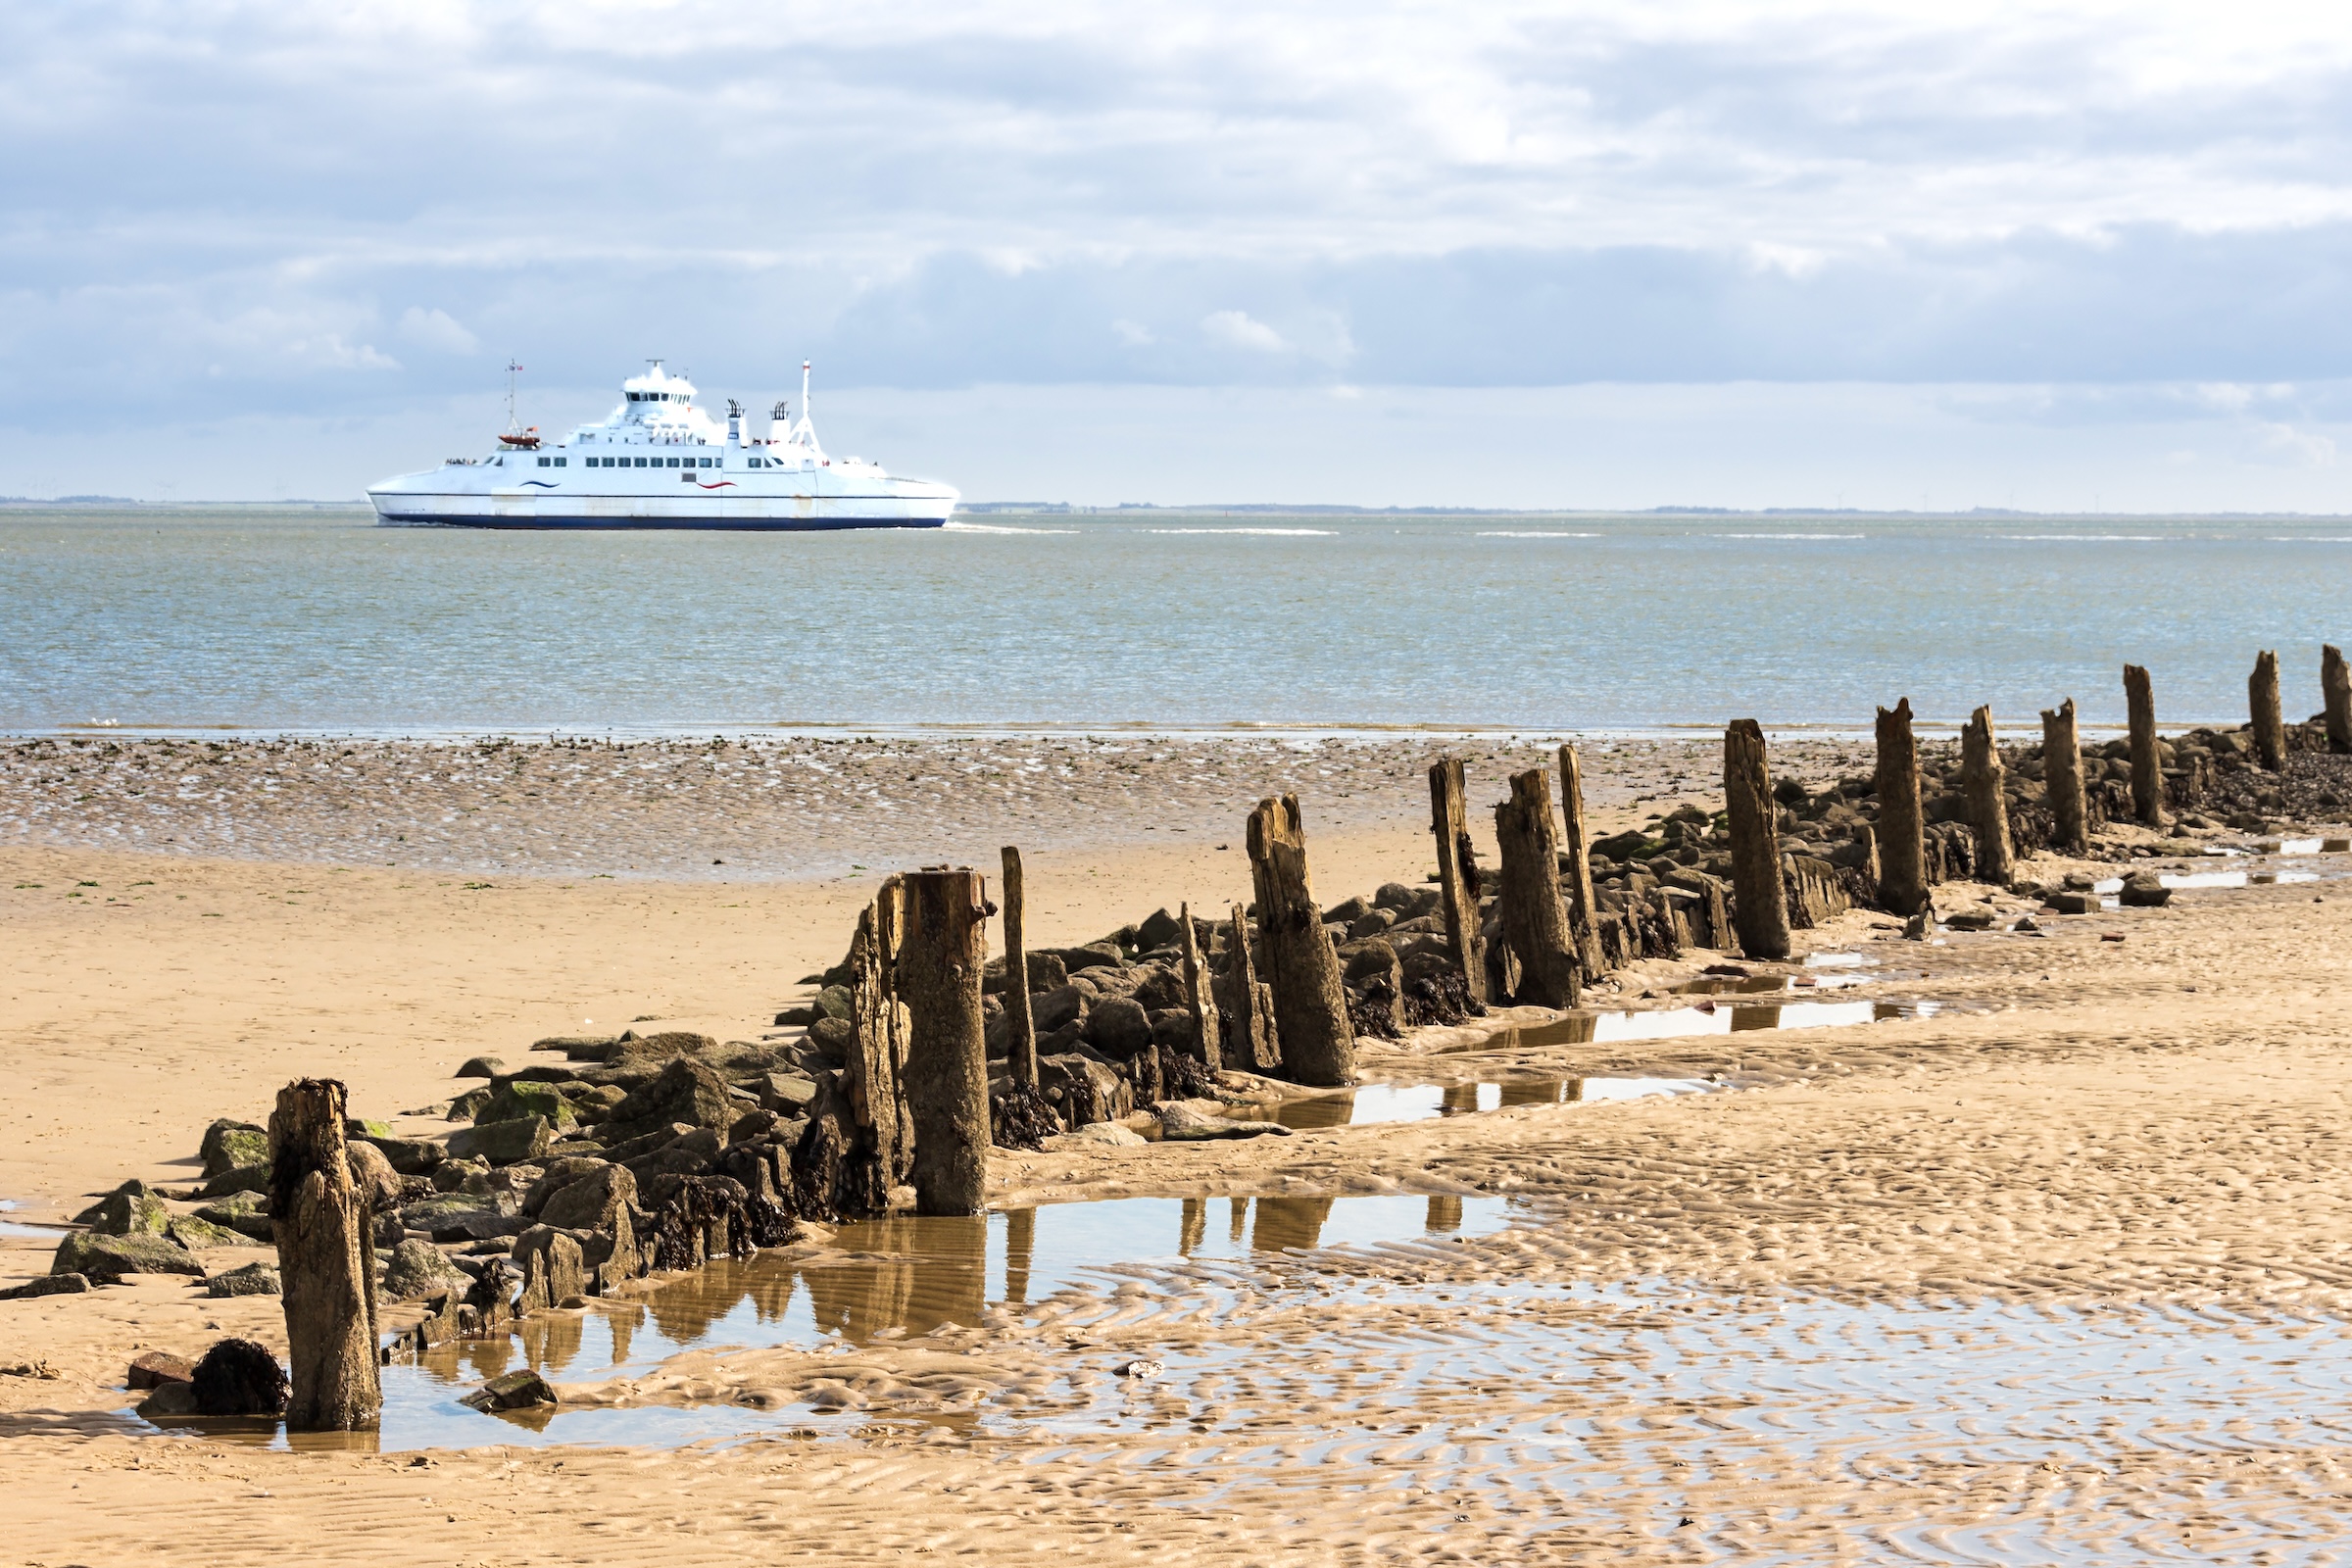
477 1080 576 1131
200 1120 270 1181
53 1231 202 1282
74 1180 171 1237
167 1215 249 1250
200 1163 271 1200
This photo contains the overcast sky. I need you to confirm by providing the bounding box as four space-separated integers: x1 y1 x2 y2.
7 0 2352 509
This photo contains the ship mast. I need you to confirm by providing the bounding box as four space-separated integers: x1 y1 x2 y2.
504 360 524 433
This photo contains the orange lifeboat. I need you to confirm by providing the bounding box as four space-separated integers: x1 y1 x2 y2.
498 427 542 450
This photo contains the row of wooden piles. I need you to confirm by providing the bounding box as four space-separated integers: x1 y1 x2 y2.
254 646 2352 1430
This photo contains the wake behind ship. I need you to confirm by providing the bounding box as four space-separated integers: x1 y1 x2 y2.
367 362 957 529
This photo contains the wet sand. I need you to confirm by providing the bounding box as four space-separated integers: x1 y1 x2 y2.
5 738 2352 1562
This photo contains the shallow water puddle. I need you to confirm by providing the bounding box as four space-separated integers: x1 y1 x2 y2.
1252 1076 1715 1130
1469 999 1953 1050
143 1194 1521 1451
0 1200 61 1239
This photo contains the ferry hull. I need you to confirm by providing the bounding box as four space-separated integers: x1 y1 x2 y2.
368 490 956 530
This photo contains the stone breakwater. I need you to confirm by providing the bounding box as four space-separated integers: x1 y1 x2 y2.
0 732 1869 878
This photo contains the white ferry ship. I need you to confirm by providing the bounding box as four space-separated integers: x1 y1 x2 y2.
367 362 957 529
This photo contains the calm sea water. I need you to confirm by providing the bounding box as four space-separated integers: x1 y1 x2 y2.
4 506 2346 735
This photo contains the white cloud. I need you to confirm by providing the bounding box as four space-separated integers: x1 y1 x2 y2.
1111 318 1154 346
399 307 478 355
1201 310 1289 354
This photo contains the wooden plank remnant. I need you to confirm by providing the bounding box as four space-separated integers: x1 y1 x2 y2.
1426 758 1488 1004
1245 795 1356 1087
2250 649 2286 771
999 846 1038 1092
1555 744 1605 974
2039 697 2089 856
1960 705 2016 887
2325 645 2352 756
2124 663 2163 826
1179 902 1222 1072
1222 904 1279 1072
1874 698 1927 915
269 1078 382 1432
1492 768 1582 1008
899 867 992 1216
1723 719 1791 960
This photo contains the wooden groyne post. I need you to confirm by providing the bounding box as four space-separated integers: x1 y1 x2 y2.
1179 902 1222 1072
2325 645 2352 755
999 846 1038 1092
1874 698 1927 915
2040 697 2088 856
270 1078 381 1431
1493 769 1582 1007
1223 903 1277 1071
2250 650 2286 771
1426 758 1488 1004
1724 719 1790 960
900 867 991 1216
1246 795 1355 1087
2124 663 2163 826
1960 706 2015 886
1555 744 1605 973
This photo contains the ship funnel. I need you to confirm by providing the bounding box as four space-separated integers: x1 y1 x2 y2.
726 398 743 445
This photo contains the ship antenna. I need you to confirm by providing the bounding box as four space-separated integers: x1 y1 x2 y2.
505 360 524 433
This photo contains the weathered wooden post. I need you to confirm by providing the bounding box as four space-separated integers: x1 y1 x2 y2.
1555 744 1605 973
1245 795 1355 1087
1723 719 1790 960
1222 904 1277 1072
1873 698 1927 915
1426 758 1488 1004
2250 650 2286 770
1178 901 1222 1072
2039 697 2088 856
998 846 1038 1092
2325 645 2352 756
1492 769 1582 1007
270 1078 381 1431
899 867 990 1216
2124 663 2163 826
1960 706 2015 885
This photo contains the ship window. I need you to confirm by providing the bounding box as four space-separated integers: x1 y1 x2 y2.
537 457 549 466
634 457 648 467
666 457 680 467
555 457 566 466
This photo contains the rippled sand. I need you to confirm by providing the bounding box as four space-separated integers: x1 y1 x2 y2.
4 740 2351 1563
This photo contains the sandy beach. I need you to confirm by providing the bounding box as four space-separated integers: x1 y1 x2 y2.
6 735 2352 1562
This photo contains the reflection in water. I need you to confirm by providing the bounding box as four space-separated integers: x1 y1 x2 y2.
1005 1208 1035 1306
1254 1076 1704 1129
1251 1196 1338 1254
172 1193 1517 1453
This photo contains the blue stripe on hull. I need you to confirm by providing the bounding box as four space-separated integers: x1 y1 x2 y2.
376 514 949 532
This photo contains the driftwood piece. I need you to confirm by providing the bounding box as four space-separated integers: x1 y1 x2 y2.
1723 719 1790 960
1426 758 1488 1004
2040 697 2088 855
1555 744 1605 974
1960 706 2015 886
999 847 1039 1091
900 867 991 1216
2325 645 2352 756
849 881 914 1191
1178 902 1222 1072
268 1078 381 1432
1491 769 1581 1007
2125 663 2163 826
2250 649 2286 771
1220 904 1279 1071
1245 795 1355 1087
1873 698 1926 914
